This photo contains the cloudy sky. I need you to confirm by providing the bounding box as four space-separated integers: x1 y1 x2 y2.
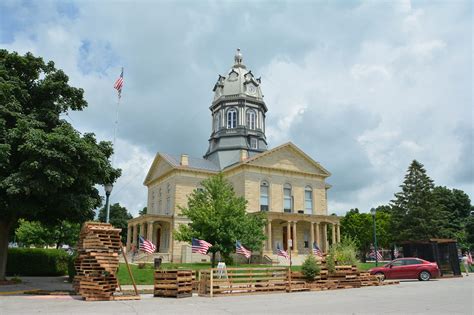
1 0 472 217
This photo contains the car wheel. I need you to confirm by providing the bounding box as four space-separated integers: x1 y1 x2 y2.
419 271 431 281
375 272 385 281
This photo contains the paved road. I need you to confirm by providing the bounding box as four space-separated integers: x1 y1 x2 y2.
0 277 472 314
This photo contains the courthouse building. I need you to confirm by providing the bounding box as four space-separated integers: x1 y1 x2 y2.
127 50 340 264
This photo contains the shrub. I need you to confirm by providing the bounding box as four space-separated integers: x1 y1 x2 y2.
6 248 69 276
334 237 358 266
68 254 77 282
301 254 320 281
326 246 336 274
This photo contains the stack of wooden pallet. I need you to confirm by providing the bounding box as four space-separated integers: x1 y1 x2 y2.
154 269 193 298
74 222 122 301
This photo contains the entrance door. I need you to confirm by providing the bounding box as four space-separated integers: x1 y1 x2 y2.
156 228 161 252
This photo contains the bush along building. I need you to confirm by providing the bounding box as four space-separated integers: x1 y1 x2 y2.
127 50 341 264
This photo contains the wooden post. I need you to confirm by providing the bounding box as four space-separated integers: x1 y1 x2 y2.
210 269 214 298
288 267 292 292
122 245 139 296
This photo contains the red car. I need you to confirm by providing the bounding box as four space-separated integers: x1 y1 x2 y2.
369 257 440 281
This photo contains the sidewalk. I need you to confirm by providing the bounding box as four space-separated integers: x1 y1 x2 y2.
0 276 154 295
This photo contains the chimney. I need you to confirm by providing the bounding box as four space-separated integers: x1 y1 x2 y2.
240 150 248 162
180 154 189 166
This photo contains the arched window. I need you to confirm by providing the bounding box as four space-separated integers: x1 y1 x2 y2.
260 181 269 211
305 186 313 214
214 112 220 131
283 183 292 213
227 108 237 129
246 109 256 130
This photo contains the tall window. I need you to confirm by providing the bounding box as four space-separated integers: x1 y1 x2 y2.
227 108 237 128
250 138 258 149
166 184 171 215
305 186 313 214
283 184 292 213
246 109 256 130
260 181 269 211
151 191 156 212
158 188 162 214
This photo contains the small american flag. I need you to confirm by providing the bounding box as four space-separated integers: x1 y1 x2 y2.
114 68 124 98
312 242 323 257
236 241 251 259
394 246 400 258
192 238 212 255
370 249 383 261
276 244 289 260
139 236 156 254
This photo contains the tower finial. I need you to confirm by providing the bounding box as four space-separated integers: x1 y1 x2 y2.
234 48 243 65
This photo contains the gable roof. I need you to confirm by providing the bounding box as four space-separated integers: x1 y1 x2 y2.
143 153 219 185
224 142 331 177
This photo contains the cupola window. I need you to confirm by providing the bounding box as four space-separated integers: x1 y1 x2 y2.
227 108 237 129
214 113 220 131
250 138 258 149
246 109 256 130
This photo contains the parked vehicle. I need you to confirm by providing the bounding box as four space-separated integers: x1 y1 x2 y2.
369 257 440 281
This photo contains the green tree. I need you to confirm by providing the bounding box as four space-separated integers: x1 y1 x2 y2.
175 174 266 266
340 207 392 261
15 220 80 249
98 203 132 244
139 206 147 216
432 186 472 240
389 160 445 242
0 50 120 279
465 215 474 250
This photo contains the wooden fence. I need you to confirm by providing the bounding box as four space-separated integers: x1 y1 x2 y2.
198 267 289 297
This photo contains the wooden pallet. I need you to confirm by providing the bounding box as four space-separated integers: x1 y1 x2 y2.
154 270 193 298
73 222 139 301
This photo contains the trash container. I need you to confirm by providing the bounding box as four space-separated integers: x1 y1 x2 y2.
154 257 162 269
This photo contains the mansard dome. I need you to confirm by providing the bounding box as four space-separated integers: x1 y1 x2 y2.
212 48 264 103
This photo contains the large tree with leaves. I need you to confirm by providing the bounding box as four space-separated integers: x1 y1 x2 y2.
98 203 132 244
15 219 81 249
0 50 120 279
389 160 446 242
175 174 266 266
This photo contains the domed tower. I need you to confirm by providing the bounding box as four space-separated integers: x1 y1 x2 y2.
204 49 268 169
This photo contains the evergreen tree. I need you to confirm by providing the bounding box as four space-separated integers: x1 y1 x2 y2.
390 160 445 242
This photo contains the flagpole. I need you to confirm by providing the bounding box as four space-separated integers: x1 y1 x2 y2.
112 67 123 166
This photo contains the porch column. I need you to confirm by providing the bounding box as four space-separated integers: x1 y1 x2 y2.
286 221 291 250
139 223 145 237
126 224 132 251
292 221 298 255
169 222 174 260
315 222 321 247
332 223 336 245
147 221 154 242
323 223 328 252
336 224 341 243
310 222 315 250
132 223 138 248
267 220 272 252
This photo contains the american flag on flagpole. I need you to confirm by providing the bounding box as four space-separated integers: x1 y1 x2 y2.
139 235 156 254
192 238 212 255
114 68 124 98
312 242 323 257
370 249 383 261
276 243 289 260
236 241 251 259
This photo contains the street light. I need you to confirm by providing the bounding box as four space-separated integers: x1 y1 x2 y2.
370 207 378 267
104 183 113 224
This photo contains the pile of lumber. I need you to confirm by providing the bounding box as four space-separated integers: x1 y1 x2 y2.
73 222 122 301
154 270 193 298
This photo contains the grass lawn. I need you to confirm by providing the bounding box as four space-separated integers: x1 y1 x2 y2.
117 262 302 285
